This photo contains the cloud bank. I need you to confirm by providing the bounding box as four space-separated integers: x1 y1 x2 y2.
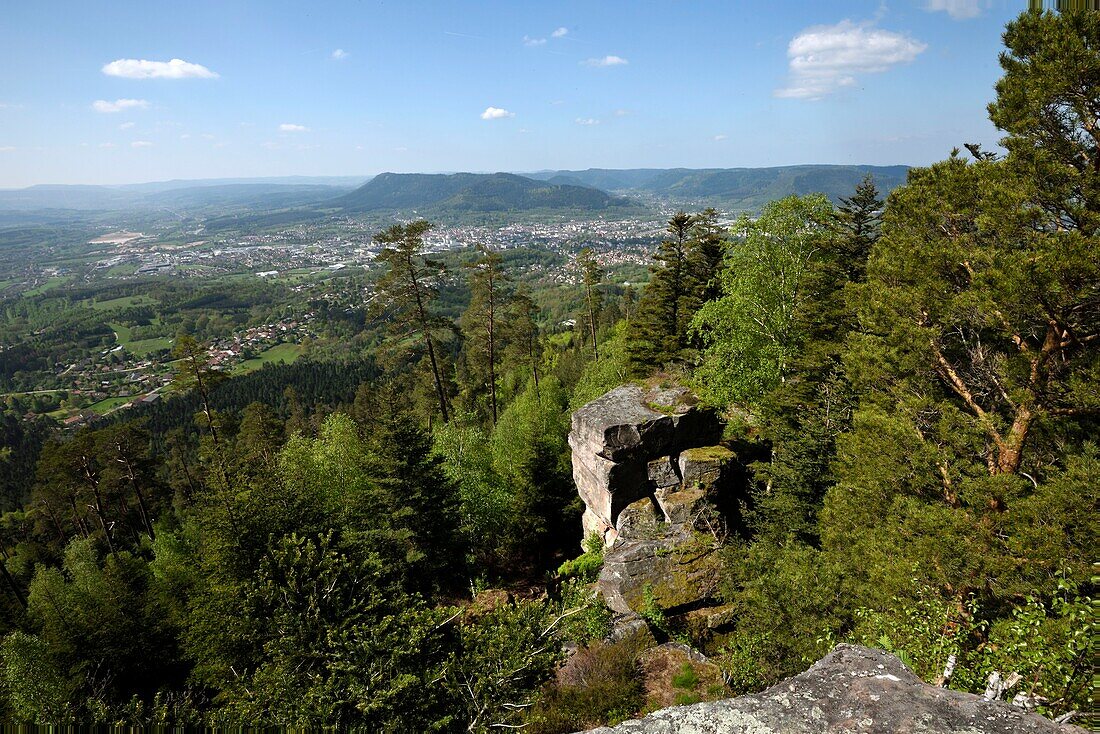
925 0 983 19
102 58 219 79
775 20 926 100
584 55 628 67
92 98 149 113
279 123 308 132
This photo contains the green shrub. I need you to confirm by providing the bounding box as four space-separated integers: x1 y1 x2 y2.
556 533 604 583
640 583 667 631
526 640 645 734
557 578 613 644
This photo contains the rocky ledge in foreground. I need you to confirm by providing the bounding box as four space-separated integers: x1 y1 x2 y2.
585 644 1083 734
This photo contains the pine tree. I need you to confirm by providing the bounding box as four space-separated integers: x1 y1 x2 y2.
835 175 882 281
628 211 697 371
688 207 726 303
988 7 1098 236
171 334 223 445
576 248 603 361
373 221 452 423
503 285 541 395
460 245 510 424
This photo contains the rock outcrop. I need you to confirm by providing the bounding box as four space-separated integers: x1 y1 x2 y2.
570 384 736 618
584 644 1084 734
569 383 724 546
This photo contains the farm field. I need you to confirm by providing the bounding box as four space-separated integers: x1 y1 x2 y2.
232 342 305 374
108 322 174 356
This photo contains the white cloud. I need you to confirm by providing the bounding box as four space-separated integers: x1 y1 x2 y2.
92 98 149 113
118 121 136 130
99 142 117 149
583 55 628 67
130 140 153 148
551 27 568 38
713 134 728 141
0 146 14 152
775 20 926 100
279 123 308 132
523 35 546 47
480 106 514 120
331 48 349 60
924 0 983 19
575 117 600 126
613 109 631 117
201 133 216 140
180 133 191 139
102 58 219 79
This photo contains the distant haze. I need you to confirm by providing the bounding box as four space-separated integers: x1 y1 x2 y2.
0 0 1021 186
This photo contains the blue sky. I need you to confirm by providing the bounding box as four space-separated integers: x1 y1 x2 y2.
0 0 1027 187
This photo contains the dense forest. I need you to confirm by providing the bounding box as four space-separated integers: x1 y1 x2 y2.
0 9 1096 731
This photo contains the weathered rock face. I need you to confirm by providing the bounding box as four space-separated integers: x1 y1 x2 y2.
569 384 723 546
583 644 1085 734
570 384 736 619
598 534 724 615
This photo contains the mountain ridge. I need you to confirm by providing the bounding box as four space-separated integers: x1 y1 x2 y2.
522 165 910 210
333 172 635 214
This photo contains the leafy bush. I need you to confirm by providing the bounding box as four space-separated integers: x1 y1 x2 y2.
557 578 613 644
851 574 1094 719
557 533 604 583
640 583 667 631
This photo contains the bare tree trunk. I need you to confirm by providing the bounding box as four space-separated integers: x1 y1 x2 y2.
116 446 155 542
80 454 116 555
410 260 450 423
586 281 600 361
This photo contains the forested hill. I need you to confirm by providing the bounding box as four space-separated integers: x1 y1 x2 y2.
523 165 910 210
334 172 637 213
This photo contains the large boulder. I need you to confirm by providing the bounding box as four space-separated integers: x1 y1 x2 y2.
583 644 1084 734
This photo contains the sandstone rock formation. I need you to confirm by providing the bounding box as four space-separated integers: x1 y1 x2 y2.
570 384 736 618
584 644 1084 734
569 384 723 546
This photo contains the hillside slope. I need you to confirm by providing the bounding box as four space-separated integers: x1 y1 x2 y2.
524 165 910 210
335 172 635 213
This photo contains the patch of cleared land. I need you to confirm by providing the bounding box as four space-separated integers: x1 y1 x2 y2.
232 343 305 374
88 395 136 414
87 295 159 311
89 231 144 245
25 276 70 296
109 322 173 356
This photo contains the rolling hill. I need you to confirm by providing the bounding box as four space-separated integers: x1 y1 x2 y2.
522 165 910 210
334 172 637 214
0 177 365 212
